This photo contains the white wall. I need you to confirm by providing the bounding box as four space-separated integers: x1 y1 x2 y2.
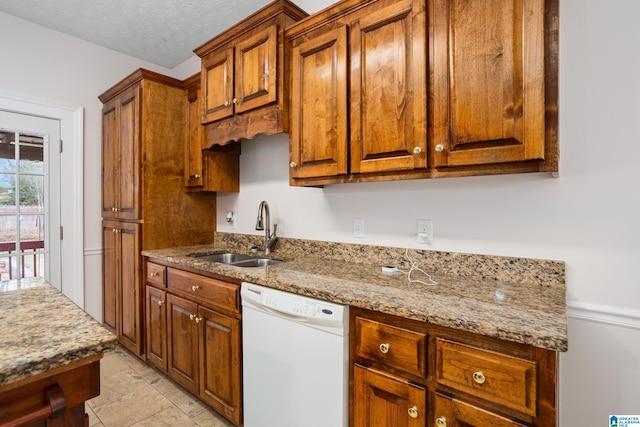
1 0 639 424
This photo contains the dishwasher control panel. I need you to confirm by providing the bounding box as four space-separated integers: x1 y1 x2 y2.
241 282 349 336
263 290 335 318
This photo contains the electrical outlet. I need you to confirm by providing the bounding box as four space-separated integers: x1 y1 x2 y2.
416 219 433 244
353 218 365 238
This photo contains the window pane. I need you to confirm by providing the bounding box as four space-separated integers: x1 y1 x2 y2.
19 134 44 170
20 214 45 244
0 255 15 281
22 252 45 279
19 174 45 212
0 174 16 210
0 130 16 170
0 215 16 246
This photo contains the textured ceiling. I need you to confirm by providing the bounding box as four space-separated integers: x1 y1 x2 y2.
0 0 298 68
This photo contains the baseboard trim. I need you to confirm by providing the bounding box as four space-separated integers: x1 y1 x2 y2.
568 301 640 330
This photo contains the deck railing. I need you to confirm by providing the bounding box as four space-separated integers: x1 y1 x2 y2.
0 240 45 280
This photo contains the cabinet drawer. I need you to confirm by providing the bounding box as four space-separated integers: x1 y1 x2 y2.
167 268 239 313
354 316 427 378
435 338 537 416
146 262 166 286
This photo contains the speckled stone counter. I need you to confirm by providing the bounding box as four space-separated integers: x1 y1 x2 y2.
0 277 117 387
143 232 568 352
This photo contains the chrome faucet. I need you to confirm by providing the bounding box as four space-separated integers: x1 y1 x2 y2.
255 200 277 254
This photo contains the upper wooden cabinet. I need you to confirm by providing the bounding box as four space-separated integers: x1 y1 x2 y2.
288 0 427 181
183 73 240 192
430 0 548 168
287 0 558 186
194 0 308 147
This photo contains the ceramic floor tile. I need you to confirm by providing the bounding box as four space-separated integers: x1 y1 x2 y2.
92 346 234 427
92 383 174 427
129 406 199 427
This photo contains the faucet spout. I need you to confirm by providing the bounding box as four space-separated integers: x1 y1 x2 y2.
256 201 277 254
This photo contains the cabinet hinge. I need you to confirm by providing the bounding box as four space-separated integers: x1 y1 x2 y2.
60 139 63 153
60 226 63 240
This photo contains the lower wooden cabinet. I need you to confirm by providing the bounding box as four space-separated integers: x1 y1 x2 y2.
354 364 426 427
143 262 243 426
350 307 558 427
434 393 524 427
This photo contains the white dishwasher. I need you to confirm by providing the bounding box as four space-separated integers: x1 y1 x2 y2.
241 282 349 427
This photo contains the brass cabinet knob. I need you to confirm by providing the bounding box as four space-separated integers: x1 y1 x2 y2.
157 300 164 306
408 406 419 419
191 285 200 292
290 161 297 168
232 98 238 104
190 314 202 324
436 417 447 427
472 371 486 384
190 174 200 179
413 146 422 155
224 100 230 107
379 343 390 354
435 144 444 152
111 207 116 212
149 272 159 277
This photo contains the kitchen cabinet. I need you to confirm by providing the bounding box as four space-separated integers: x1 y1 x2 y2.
429 0 550 169
102 219 141 355
183 73 240 192
143 261 243 426
350 307 558 426
100 69 217 358
193 0 307 147
145 264 167 371
354 365 426 427
287 0 559 186
288 0 427 181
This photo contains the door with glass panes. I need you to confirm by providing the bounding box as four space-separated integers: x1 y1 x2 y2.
0 111 60 287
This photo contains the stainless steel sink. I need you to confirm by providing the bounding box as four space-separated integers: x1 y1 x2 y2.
192 252 282 268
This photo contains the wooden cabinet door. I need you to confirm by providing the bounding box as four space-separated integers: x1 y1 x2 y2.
430 0 546 167
118 221 142 355
101 85 140 220
199 305 242 425
102 220 119 332
202 47 234 123
101 99 118 219
350 0 427 174
146 285 167 371
167 294 200 394
184 80 204 188
434 393 523 427
289 25 348 179
353 365 426 427
234 25 277 114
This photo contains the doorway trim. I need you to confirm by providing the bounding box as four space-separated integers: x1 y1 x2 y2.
0 90 84 308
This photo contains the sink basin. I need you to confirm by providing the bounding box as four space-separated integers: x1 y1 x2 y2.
192 252 282 268
195 253 255 264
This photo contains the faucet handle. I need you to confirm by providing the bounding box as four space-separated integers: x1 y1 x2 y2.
272 224 278 236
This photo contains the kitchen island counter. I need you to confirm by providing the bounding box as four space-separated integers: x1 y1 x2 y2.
143 233 568 352
0 277 117 426
0 277 117 387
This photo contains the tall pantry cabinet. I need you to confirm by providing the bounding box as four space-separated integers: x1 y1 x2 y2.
100 69 217 357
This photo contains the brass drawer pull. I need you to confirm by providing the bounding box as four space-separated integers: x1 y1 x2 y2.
191 285 200 292
408 406 418 418
149 272 159 277
379 343 390 354
413 146 422 155
435 143 444 152
436 417 447 427
157 300 164 306
473 371 486 384
189 314 202 323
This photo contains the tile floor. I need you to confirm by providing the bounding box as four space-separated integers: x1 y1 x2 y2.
87 345 234 427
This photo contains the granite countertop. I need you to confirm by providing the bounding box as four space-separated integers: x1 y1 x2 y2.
143 233 568 352
0 278 118 387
